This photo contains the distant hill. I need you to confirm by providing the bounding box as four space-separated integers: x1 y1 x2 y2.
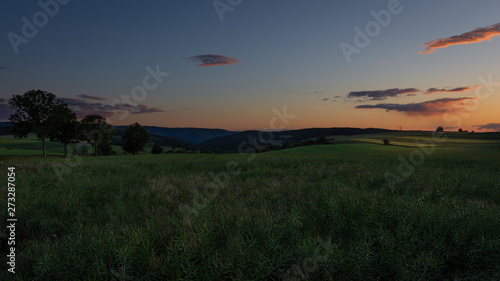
112 128 203 151
0 122 235 144
0 122 13 135
200 127 395 152
0 122 395 152
113 126 235 144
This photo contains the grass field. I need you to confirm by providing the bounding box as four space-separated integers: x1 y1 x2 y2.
1 132 500 280
0 134 176 158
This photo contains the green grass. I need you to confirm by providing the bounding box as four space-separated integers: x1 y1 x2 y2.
351 131 500 149
0 136 65 156
0 134 175 157
1 134 500 280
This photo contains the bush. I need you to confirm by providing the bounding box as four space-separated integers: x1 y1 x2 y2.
98 143 115 156
315 136 329 144
299 140 316 146
383 139 391 145
201 147 213 154
151 144 164 154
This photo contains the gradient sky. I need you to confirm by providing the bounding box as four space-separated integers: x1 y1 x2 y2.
1 0 500 131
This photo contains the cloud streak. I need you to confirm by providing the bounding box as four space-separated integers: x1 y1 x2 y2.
419 23 500 54
424 85 481 95
189 54 241 67
77 94 107 101
0 65 11 70
474 123 500 132
356 97 478 116
348 88 419 101
61 98 164 119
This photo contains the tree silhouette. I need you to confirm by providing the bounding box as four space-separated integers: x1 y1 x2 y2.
79 114 115 156
122 123 151 155
151 143 164 154
50 104 79 157
436 127 444 132
9 90 70 158
315 136 329 144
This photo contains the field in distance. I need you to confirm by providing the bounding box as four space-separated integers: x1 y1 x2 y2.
2 131 500 157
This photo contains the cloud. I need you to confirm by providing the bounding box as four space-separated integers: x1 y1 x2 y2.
474 123 500 132
348 88 419 101
189 54 241 67
424 85 481 95
307 91 324 95
0 65 11 70
76 94 107 101
356 97 478 116
61 98 165 119
419 23 500 54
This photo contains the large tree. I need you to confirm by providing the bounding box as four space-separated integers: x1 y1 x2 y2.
8 89 70 158
79 114 115 156
50 104 79 157
122 123 151 155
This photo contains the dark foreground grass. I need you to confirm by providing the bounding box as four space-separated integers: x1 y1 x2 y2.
1 144 499 280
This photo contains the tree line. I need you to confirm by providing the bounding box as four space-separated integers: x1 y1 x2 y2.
8 90 152 157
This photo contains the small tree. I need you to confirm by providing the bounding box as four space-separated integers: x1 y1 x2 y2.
315 136 328 144
79 114 115 156
458 128 463 132
122 123 151 155
9 90 70 158
436 127 444 132
383 139 391 145
151 143 164 154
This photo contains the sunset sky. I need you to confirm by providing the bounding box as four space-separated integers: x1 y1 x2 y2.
1 0 500 132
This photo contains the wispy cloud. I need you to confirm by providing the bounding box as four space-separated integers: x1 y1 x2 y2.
306 91 324 95
424 85 481 95
474 123 500 132
0 65 11 70
356 97 478 116
76 94 107 101
61 98 165 119
348 88 419 101
189 54 241 67
419 23 500 54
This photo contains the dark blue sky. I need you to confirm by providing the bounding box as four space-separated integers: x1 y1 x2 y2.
2 0 500 131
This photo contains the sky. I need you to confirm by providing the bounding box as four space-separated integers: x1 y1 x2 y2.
1 0 500 132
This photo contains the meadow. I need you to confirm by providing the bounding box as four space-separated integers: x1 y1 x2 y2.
1 132 500 280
